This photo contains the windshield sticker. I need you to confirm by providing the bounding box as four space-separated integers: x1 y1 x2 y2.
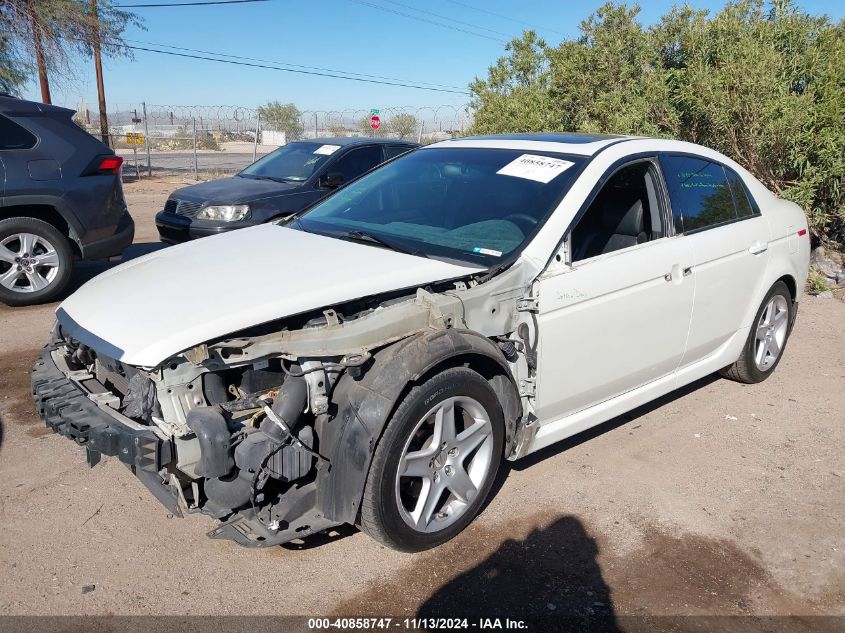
473 247 502 257
314 144 341 156
497 154 575 183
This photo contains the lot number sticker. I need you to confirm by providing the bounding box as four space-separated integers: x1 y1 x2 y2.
497 154 574 183
314 144 341 155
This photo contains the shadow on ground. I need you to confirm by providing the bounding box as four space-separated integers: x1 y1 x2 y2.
332 513 620 631
418 516 619 631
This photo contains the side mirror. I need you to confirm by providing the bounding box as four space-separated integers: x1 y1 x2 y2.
319 172 344 189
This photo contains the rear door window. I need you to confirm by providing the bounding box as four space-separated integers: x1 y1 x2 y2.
384 145 415 160
327 145 384 184
0 115 37 150
724 167 756 217
659 155 737 233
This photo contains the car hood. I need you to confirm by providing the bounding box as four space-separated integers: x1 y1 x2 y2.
56 225 480 368
172 176 301 204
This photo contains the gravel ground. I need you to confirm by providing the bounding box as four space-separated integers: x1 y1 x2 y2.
0 179 843 625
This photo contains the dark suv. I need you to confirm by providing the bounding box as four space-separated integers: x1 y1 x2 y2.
0 95 134 306
155 137 417 243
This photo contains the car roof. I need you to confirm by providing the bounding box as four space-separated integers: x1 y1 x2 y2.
427 132 638 157
291 136 419 147
0 94 74 117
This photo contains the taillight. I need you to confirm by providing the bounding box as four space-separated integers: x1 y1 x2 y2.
797 229 807 237
97 156 123 174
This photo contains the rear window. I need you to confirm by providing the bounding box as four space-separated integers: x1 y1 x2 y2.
660 155 737 233
0 114 37 150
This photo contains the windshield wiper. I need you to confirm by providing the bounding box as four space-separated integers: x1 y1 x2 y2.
244 175 293 183
337 230 429 258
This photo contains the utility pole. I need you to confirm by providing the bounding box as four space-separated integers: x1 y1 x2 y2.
91 0 110 146
28 0 51 103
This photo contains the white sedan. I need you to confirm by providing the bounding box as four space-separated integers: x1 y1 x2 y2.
34 133 810 551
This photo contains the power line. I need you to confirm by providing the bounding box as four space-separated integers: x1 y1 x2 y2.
445 0 566 38
125 38 465 90
115 0 268 7
123 44 471 94
380 0 512 38
347 0 507 44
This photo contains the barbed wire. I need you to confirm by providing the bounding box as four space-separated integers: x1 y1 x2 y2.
72 102 475 179
75 102 473 139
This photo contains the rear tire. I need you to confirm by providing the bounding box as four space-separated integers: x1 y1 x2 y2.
0 217 74 307
720 281 793 384
359 367 504 552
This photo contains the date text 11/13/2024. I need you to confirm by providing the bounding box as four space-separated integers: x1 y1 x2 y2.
307 617 529 630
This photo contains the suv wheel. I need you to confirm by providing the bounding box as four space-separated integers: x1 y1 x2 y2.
359 367 504 552
0 217 73 306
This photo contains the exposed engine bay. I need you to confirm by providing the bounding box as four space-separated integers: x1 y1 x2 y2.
36 271 535 546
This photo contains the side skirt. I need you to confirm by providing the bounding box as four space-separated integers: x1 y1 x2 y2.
520 327 747 456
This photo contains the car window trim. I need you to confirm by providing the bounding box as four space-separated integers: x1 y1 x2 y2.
657 151 763 236
0 113 39 151
548 154 674 269
569 157 673 265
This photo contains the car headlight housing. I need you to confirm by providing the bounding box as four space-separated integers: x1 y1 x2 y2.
197 204 250 222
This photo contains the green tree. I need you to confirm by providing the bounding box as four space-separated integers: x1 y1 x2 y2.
469 30 554 134
389 113 418 139
653 0 845 240
469 0 845 244
257 101 304 141
0 0 140 100
0 31 25 94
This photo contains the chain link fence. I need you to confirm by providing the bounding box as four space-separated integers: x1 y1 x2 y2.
74 103 472 180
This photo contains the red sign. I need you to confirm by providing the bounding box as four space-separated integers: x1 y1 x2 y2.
370 115 381 130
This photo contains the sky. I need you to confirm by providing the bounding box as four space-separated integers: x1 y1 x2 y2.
21 0 845 113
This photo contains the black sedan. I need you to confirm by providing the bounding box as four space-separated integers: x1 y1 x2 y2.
155 137 418 243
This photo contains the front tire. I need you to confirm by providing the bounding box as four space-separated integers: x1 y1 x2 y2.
359 367 504 552
720 281 794 384
0 217 74 306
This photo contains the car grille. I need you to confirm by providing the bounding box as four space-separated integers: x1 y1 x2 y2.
166 199 204 217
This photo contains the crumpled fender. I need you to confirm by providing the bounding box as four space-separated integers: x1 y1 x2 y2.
315 328 521 525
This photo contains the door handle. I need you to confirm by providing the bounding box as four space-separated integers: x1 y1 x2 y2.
664 265 693 282
749 241 769 255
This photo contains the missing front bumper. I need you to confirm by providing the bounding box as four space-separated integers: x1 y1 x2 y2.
31 344 180 515
30 343 340 546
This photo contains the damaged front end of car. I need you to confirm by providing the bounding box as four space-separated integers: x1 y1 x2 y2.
32 273 534 547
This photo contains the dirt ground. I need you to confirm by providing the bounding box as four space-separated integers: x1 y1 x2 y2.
0 179 843 627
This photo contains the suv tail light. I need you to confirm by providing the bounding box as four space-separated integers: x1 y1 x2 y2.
82 154 123 176
97 156 123 174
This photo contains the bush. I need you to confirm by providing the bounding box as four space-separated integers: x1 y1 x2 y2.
470 0 845 246
197 136 221 151
806 268 833 294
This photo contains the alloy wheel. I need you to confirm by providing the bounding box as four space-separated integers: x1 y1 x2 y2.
754 294 789 371
0 233 61 293
395 395 495 533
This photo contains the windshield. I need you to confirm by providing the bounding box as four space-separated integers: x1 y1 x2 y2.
240 142 342 182
296 147 586 267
